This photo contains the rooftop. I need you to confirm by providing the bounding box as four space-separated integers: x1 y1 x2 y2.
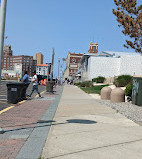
37 64 48 67
102 51 140 57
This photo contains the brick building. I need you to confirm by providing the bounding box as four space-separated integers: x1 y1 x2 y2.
88 42 98 53
64 50 83 80
2 45 13 70
2 45 37 77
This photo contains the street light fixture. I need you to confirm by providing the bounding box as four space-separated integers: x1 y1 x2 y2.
0 0 7 82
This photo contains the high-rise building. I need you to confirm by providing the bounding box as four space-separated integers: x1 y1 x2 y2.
34 52 43 64
88 42 98 53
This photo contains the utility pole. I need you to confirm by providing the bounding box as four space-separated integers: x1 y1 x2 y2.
58 57 60 83
50 48 54 82
0 0 7 82
60 64 63 85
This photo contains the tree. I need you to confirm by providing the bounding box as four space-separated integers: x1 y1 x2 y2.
112 0 142 53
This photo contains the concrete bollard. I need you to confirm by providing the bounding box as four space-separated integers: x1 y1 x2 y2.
101 86 112 100
110 87 125 103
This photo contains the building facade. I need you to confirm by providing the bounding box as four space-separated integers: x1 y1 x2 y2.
36 64 49 76
2 45 13 71
76 51 142 82
2 63 22 78
35 52 43 65
88 42 98 53
2 45 37 77
64 50 83 80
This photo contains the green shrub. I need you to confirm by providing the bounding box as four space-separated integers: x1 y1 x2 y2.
74 82 81 86
92 76 105 83
37 156 44 159
80 81 92 87
92 78 97 82
125 83 133 97
114 75 132 87
80 82 85 87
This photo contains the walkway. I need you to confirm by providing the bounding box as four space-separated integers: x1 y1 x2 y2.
42 85 142 159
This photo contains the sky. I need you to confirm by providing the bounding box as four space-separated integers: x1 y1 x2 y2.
2 0 142 77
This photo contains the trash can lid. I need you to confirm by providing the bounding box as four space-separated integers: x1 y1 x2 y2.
6 82 25 86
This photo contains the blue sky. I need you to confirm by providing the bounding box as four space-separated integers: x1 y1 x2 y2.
3 0 142 77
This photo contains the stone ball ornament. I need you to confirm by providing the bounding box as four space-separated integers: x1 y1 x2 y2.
110 87 125 103
101 86 112 100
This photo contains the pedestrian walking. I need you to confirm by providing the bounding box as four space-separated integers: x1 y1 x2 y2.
22 71 30 98
22 71 29 83
28 71 42 98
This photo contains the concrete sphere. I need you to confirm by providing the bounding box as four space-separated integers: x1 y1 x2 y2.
110 87 125 103
101 87 112 100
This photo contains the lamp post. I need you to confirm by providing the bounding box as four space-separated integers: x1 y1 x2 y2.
58 57 60 84
50 48 54 82
0 0 7 82
60 64 62 85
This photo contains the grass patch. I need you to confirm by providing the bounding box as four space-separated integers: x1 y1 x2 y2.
80 85 109 94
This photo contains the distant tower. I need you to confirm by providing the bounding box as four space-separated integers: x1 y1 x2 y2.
88 42 98 53
34 52 43 64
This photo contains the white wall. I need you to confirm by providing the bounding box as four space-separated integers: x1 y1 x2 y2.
36 66 48 76
88 56 120 80
88 55 142 80
120 55 142 76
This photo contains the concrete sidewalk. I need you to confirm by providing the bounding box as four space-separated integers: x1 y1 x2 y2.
42 85 142 159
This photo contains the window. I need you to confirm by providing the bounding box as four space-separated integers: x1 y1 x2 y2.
93 46 96 51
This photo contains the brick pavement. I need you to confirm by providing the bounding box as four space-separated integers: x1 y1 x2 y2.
0 85 62 159
0 139 26 159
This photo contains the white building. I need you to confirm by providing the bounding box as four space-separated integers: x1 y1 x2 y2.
76 51 142 81
36 64 49 76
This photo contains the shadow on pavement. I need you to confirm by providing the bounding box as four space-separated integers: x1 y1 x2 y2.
1 119 97 133
66 119 97 124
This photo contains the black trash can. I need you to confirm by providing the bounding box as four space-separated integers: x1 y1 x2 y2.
21 83 30 100
46 82 54 93
7 82 24 104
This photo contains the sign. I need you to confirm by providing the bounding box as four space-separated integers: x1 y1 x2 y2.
15 64 21 70
70 64 78 68
14 64 22 78
11 88 17 92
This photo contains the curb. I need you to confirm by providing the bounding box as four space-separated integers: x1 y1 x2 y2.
0 127 5 134
16 86 64 159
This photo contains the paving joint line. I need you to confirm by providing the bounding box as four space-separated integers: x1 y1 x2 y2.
46 138 142 159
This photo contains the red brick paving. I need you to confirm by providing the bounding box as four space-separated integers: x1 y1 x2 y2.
0 100 52 130
0 86 61 159
0 139 26 159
